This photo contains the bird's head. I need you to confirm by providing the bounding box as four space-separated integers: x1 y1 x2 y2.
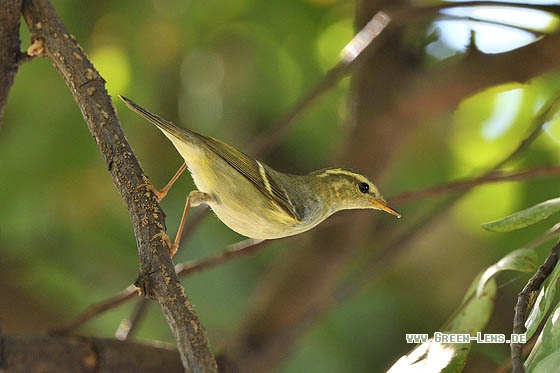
312 168 401 218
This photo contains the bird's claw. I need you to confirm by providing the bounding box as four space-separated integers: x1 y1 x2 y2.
152 232 178 258
137 183 168 202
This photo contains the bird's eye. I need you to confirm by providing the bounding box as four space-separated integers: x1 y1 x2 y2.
358 182 369 193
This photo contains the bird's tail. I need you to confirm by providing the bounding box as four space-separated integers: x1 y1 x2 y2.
119 95 193 142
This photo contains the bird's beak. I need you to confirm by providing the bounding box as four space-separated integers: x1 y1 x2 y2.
369 197 401 218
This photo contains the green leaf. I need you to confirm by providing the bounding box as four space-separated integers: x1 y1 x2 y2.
525 260 560 341
482 197 560 232
387 339 460 373
452 275 497 334
526 302 560 372
528 350 560 373
387 271 498 373
387 248 541 373
476 248 538 297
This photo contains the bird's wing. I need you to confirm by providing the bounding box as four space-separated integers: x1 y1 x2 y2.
199 135 302 222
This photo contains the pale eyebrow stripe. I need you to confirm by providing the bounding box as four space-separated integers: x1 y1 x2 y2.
317 168 368 183
318 168 361 178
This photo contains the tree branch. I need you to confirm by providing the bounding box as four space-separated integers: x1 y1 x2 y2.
51 161 558 337
0 0 23 124
51 285 139 336
53 238 270 335
332 96 557 313
20 0 216 371
512 240 560 373
116 298 151 341
224 1 560 369
390 165 560 204
0 334 183 372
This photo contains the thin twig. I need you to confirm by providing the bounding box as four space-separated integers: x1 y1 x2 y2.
54 160 559 334
45 0 560 348
116 298 150 341
498 338 538 373
115 237 268 338
117 9 392 340
390 165 560 204
175 238 268 276
437 14 549 38
52 238 270 335
512 240 560 373
301 100 560 370
51 285 139 335
249 1 560 156
251 11 391 156
326 92 559 321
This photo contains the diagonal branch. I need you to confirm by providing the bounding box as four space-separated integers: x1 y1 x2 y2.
51 162 560 336
327 96 560 322
0 0 24 124
390 165 560 204
52 238 271 335
51 285 139 336
251 11 391 155
20 0 216 371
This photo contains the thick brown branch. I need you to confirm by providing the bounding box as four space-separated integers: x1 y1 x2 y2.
20 0 216 371
0 334 182 372
0 0 23 124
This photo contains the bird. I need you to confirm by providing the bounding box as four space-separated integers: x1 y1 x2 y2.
120 95 400 256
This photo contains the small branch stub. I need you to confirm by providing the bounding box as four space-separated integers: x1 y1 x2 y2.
20 0 218 371
27 37 45 56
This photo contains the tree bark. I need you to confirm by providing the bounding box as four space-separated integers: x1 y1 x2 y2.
18 0 218 371
0 335 183 373
0 0 23 124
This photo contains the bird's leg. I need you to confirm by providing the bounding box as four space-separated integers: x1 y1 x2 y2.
142 162 188 202
169 190 214 258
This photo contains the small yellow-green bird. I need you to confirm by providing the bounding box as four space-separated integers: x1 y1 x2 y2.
120 96 400 256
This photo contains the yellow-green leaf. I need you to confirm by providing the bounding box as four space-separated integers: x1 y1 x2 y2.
526 303 560 372
482 197 560 232
525 260 560 341
476 248 537 297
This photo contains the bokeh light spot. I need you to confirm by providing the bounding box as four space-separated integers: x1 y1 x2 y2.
90 45 131 96
317 20 353 71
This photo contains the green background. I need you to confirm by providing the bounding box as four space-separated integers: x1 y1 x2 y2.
2 0 560 371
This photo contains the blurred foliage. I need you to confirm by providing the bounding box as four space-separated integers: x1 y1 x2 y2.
2 0 560 372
